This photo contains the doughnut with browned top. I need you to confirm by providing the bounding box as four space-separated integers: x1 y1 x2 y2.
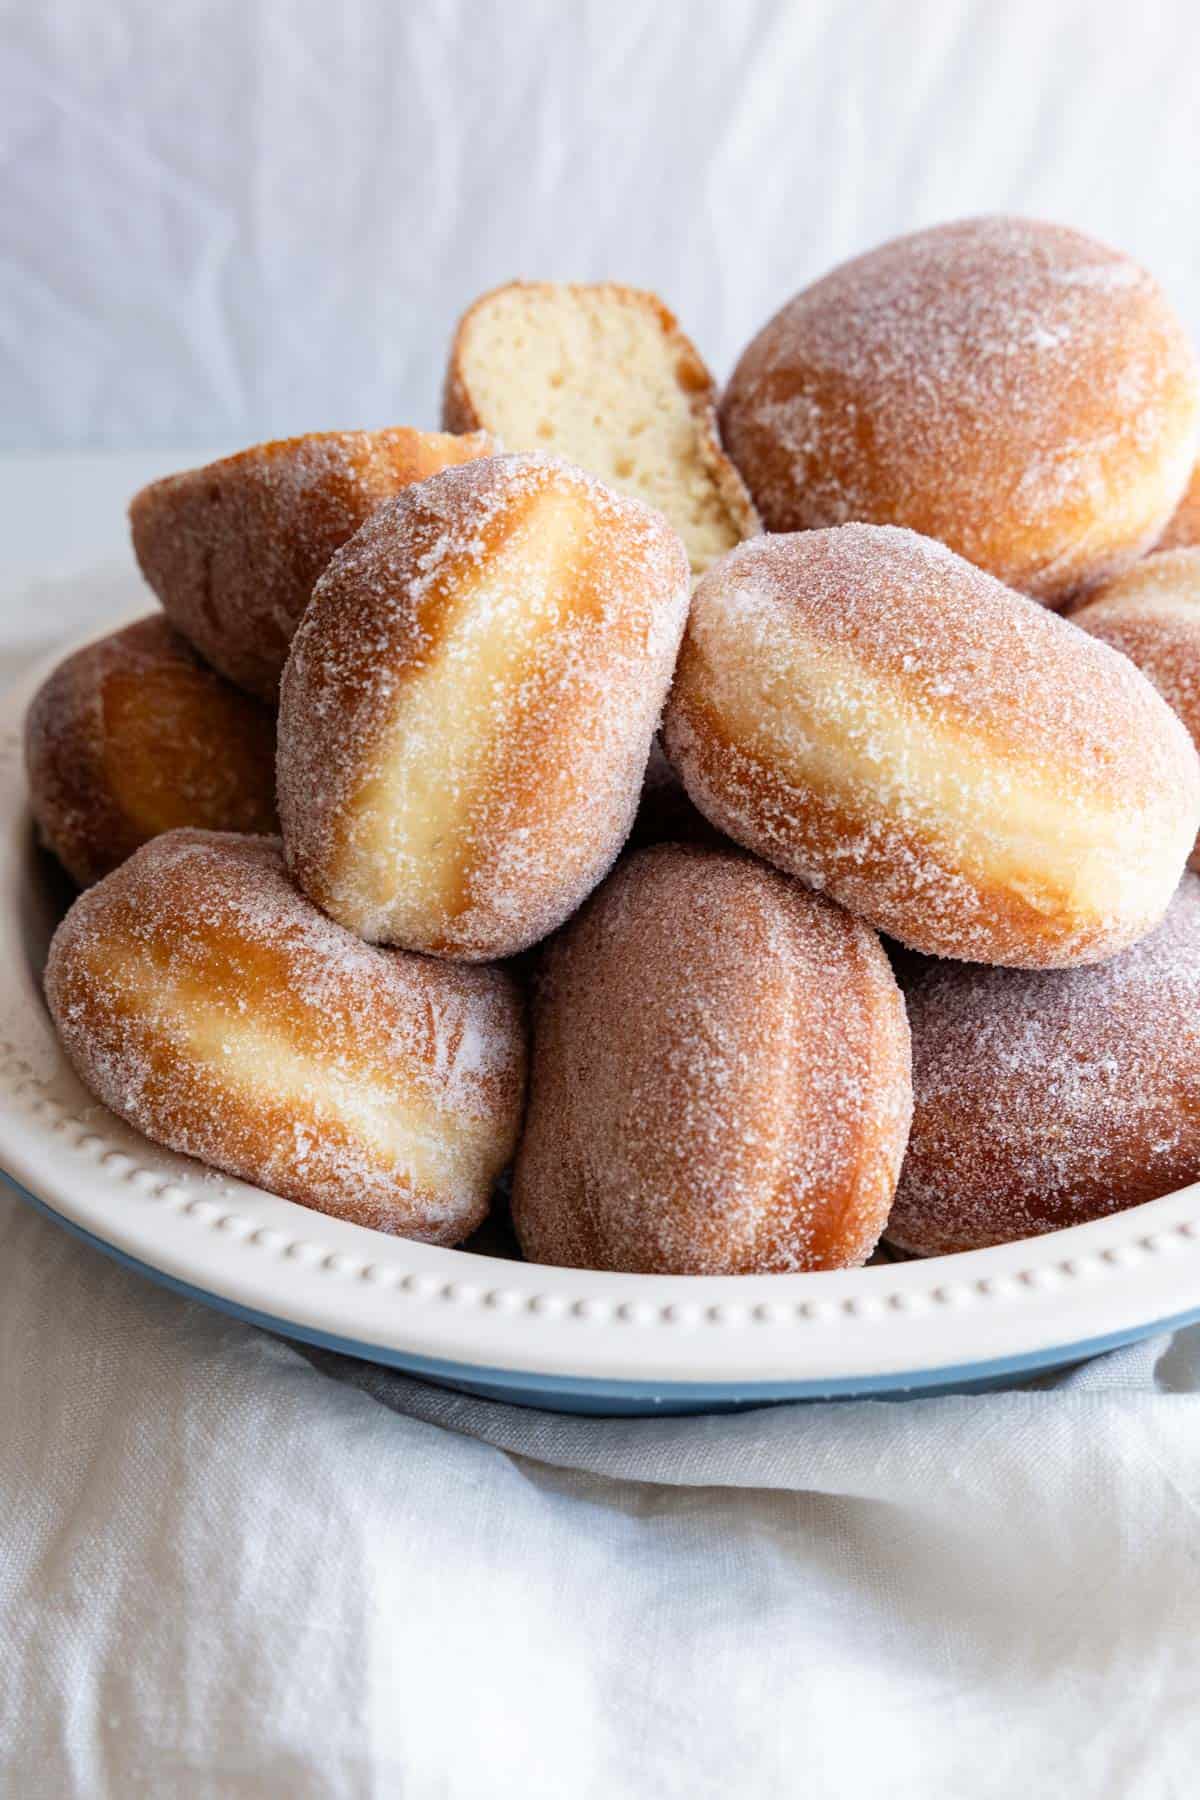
887 874 1200 1255
25 615 277 887
661 524 1200 967
511 844 912 1276
45 831 527 1239
1073 549 1200 868
129 427 496 700
278 452 691 960
720 218 1200 605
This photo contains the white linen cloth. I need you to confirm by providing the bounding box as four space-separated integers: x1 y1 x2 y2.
5 1188 1200 1799
3 480 1200 1797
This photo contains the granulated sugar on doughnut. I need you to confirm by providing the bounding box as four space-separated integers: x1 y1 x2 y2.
443 281 759 576
278 452 691 960
45 831 526 1240
1159 462 1200 551
130 427 496 700
1073 548 1200 868
720 217 1200 605
887 874 1200 1255
512 845 911 1276
25 615 276 887
661 524 1200 967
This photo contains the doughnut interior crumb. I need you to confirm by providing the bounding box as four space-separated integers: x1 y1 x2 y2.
443 281 758 576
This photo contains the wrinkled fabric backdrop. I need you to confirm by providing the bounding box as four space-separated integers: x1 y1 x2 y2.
4 0 1200 451
3 3 1200 1796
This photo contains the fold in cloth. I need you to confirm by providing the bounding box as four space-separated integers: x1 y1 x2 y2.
4 1188 1199 1800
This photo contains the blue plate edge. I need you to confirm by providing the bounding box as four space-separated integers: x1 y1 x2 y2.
7 1168 1199 1414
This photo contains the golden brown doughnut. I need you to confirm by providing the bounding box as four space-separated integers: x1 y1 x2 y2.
661 524 1200 967
278 452 691 961
45 831 526 1239
129 427 496 700
511 844 911 1275
720 218 1200 605
25 615 276 887
1072 548 1200 868
887 873 1200 1255
1159 461 1200 550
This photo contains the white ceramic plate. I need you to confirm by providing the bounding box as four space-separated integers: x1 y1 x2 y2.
5 622 1200 1414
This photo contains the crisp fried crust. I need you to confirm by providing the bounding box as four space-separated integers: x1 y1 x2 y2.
888 876 1200 1253
129 427 497 699
277 452 691 960
662 525 1200 967
512 844 912 1276
45 831 527 1239
720 218 1200 606
25 615 277 886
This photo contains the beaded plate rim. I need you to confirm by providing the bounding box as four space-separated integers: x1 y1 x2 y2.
4 611 1200 1390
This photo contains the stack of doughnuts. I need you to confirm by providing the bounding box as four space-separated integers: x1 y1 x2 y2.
32 215 1200 1270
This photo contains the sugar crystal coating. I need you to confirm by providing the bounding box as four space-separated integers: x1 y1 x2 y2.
25 615 277 887
130 427 497 699
663 523 1200 967
278 452 692 960
1073 548 1200 868
889 873 1200 1253
1160 462 1200 550
45 831 527 1240
721 217 1200 604
512 844 912 1276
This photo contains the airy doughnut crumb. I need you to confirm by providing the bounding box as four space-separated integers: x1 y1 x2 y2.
443 281 759 575
889 873 1200 1254
45 831 527 1240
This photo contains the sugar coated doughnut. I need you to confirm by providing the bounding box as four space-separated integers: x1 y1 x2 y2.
720 217 1200 605
1160 462 1200 550
661 525 1200 967
511 844 912 1275
888 874 1200 1254
130 427 496 700
278 452 691 960
45 831 526 1239
25 615 276 887
1073 549 1200 868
